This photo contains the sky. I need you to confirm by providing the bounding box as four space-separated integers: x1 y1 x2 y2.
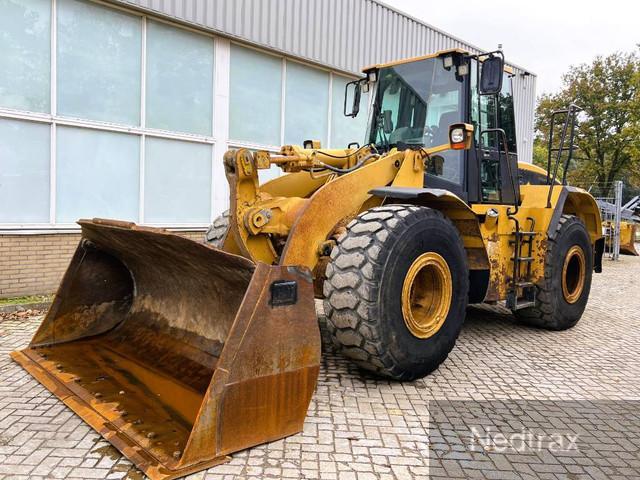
384 0 639 95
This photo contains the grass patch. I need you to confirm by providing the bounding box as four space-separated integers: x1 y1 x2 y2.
0 294 54 307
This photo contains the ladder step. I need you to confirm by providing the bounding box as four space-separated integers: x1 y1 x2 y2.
512 256 534 262
519 231 537 236
509 239 535 246
512 301 536 310
516 281 534 288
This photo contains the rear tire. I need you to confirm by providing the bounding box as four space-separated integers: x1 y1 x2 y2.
515 214 593 330
204 210 230 248
323 205 469 381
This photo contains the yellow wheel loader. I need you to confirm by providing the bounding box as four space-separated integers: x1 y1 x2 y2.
12 49 603 479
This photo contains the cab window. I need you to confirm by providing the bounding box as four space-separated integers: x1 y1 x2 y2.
498 74 517 153
471 63 517 153
369 57 465 185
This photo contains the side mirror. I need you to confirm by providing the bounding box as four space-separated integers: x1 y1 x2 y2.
382 110 394 134
344 79 362 118
479 54 504 95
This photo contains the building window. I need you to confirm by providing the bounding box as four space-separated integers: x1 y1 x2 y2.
0 0 51 113
0 118 50 223
330 74 368 148
229 44 282 146
56 0 142 125
146 20 214 135
284 61 329 146
56 126 140 223
144 137 212 224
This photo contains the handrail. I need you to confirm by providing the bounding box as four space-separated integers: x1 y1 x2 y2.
480 128 519 215
546 103 581 207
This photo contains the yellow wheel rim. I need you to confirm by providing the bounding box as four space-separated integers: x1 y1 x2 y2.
562 245 586 304
401 252 452 339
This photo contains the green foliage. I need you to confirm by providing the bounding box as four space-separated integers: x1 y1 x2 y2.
0 294 53 306
532 138 548 169
535 50 640 197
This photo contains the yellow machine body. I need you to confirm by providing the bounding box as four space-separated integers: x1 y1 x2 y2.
222 144 601 304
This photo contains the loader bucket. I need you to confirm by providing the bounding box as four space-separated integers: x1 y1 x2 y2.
11 219 320 480
619 222 639 256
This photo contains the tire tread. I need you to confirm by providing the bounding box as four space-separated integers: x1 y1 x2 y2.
323 204 467 380
204 210 230 248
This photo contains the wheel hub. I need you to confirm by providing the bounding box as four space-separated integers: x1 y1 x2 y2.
401 252 452 339
562 245 586 304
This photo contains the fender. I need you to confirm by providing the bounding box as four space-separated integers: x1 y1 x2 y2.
370 187 490 271
547 186 603 273
547 186 603 242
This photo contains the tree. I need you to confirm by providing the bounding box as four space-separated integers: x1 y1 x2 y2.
534 50 640 198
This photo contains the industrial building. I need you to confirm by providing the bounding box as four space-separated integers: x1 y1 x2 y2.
0 0 536 297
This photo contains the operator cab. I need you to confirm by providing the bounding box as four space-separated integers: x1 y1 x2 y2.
346 49 519 206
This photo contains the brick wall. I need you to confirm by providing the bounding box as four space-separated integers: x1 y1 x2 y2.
0 230 205 299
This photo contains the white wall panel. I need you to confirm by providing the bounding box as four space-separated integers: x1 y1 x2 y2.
56 126 140 223
57 0 142 124
0 118 50 222
284 61 329 146
146 20 214 135
0 0 51 113
144 137 212 223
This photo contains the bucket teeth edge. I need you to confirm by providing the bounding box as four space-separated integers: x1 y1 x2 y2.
10 350 230 480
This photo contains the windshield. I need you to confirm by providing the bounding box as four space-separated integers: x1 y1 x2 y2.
367 56 465 184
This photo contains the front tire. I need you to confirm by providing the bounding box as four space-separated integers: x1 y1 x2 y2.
204 210 230 248
323 205 469 381
515 214 593 330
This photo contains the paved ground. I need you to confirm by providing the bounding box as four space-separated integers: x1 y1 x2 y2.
1 252 639 480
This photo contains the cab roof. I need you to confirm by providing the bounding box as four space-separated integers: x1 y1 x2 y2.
363 48 514 75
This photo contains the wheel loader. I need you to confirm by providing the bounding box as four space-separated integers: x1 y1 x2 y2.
12 49 603 479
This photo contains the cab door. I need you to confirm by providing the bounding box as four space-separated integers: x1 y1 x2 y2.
470 63 520 205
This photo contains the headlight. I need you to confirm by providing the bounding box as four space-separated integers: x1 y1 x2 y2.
448 123 474 150
450 128 465 144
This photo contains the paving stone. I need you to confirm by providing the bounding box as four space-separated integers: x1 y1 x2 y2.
0 252 639 479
